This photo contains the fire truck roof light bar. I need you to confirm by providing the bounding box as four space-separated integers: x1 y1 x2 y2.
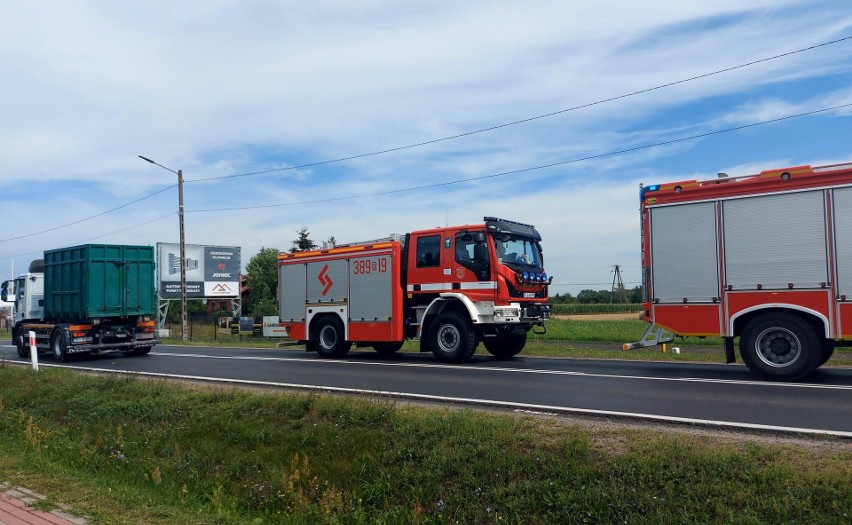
483 217 536 229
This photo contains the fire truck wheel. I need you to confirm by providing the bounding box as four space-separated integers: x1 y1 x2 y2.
15 331 29 359
430 311 477 363
372 342 404 356
739 313 821 381
51 330 68 363
484 334 527 359
817 341 835 367
313 316 351 358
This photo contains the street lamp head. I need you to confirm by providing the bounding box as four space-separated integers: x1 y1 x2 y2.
138 155 179 175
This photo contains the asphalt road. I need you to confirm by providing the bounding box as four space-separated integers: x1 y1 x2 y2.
3 343 852 437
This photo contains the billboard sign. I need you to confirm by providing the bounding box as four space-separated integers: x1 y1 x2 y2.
157 243 240 298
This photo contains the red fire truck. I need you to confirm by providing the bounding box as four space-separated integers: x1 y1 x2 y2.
625 162 852 380
277 217 550 363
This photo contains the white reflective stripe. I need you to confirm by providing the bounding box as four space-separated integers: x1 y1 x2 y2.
407 281 497 291
422 283 452 291
460 281 497 289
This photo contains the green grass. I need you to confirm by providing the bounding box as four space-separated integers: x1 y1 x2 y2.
549 303 642 315
0 366 849 524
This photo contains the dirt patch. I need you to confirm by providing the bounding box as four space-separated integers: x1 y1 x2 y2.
554 312 641 321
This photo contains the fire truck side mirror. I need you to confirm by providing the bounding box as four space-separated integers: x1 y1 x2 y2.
471 232 486 242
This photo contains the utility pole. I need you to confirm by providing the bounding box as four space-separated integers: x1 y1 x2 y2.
139 155 189 342
611 264 627 304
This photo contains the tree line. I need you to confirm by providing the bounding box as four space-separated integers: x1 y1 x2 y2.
550 286 642 305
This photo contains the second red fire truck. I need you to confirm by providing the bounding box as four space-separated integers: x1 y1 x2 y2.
278 217 550 363
626 162 852 380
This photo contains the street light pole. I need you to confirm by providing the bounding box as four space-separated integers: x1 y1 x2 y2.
138 155 189 342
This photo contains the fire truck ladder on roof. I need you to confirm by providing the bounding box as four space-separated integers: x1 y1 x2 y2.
622 323 675 350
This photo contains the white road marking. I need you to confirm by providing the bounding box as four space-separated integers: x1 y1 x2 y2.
19 361 852 439
150 351 852 391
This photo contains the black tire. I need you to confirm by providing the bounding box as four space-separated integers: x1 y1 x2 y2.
430 311 477 363
125 346 152 357
15 329 30 359
484 333 527 359
51 329 68 363
312 316 351 358
817 341 835 367
372 342 404 357
739 313 821 381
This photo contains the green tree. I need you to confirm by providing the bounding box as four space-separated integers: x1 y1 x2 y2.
629 285 643 303
290 227 317 253
246 247 280 316
327 235 337 247
548 292 575 304
577 289 611 304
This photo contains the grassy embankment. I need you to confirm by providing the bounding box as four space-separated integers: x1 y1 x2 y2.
0 365 850 524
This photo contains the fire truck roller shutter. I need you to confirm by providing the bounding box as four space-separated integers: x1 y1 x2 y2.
306 260 349 303
349 255 393 321
833 187 852 300
650 202 719 303
279 263 307 322
723 191 828 290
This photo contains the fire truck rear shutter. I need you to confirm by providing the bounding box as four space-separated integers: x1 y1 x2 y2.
650 202 718 303
723 190 828 290
833 186 852 299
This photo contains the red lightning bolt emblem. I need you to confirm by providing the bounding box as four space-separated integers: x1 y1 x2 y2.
318 264 333 296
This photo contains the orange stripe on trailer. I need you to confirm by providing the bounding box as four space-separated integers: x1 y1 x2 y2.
758 165 813 178
278 242 396 261
68 325 92 331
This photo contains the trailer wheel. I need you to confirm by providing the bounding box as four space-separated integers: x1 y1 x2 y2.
430 311 477 363
484 334 527 359
739 313 821 381
51 330 68 363
372 342 404 357
15 331 29 359
313 316 351 358
125 346 152 357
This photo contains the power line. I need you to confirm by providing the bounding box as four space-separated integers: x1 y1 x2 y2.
187 101 852 214
0 185 176 243
4 34 851 242
0 213 175 261
5 99 850 253
186 35 852 183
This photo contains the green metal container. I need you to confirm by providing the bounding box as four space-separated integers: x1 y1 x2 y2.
43 244 155 321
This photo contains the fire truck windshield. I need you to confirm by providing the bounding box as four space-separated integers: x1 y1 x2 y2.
492 235 542 269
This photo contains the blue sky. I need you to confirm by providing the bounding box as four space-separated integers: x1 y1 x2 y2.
2 0 852 298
